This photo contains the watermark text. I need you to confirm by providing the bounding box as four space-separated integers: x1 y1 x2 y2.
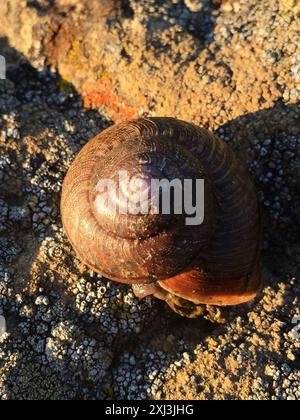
0 55 6 80
95 171 205 226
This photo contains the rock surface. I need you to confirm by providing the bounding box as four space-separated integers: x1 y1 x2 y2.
0 0 299 400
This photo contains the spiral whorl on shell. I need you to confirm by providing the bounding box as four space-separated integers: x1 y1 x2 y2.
61 118 261 315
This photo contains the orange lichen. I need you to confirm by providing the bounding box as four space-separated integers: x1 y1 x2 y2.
82 74 145 121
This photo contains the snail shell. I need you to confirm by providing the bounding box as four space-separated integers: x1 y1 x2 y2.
61 118 261 315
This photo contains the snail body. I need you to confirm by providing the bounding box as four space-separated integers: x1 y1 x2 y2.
61 118 261 318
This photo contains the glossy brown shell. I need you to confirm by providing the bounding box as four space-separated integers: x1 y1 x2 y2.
61 118 261 307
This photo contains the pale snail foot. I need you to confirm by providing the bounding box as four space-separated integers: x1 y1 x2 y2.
132 283 228 323
166 297 227 323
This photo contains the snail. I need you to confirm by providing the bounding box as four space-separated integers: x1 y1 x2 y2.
61 118 261 321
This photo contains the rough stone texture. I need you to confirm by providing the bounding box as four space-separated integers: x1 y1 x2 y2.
0 0 299 400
